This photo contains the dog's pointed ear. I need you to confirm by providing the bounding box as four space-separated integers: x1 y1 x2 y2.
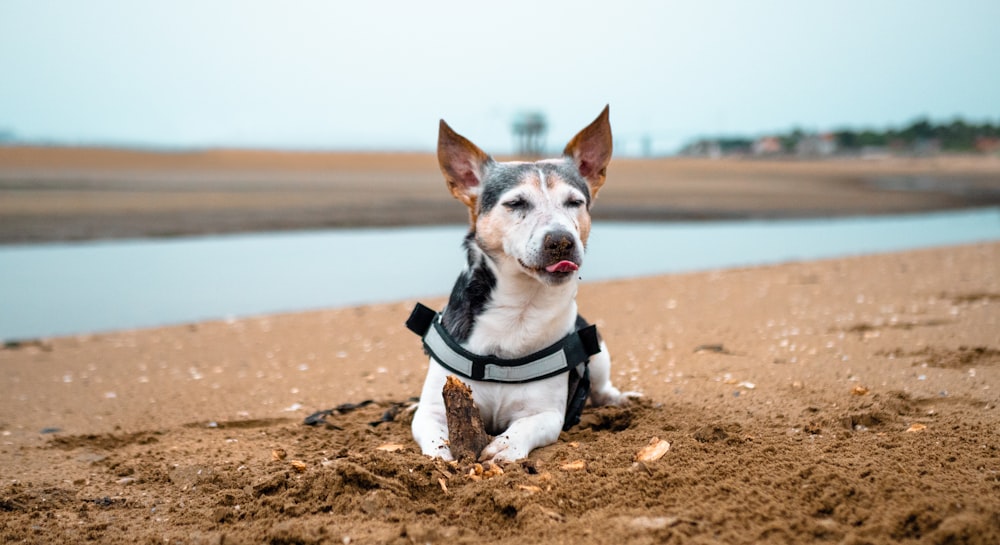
438 120 492 210
563 105 612 198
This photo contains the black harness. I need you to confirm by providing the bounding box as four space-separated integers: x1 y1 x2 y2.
406 302 599 430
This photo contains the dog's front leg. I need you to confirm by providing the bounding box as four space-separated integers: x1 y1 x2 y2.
588 344 642 405
411 401 453 461
411 362 454 460
480 410 564 463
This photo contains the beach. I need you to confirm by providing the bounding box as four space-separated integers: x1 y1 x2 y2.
1 148 1000 543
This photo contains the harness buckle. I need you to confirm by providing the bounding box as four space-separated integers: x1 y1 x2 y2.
405 302 437 336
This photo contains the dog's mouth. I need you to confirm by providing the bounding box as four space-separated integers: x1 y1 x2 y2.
518 258 580 280
545 260 579 274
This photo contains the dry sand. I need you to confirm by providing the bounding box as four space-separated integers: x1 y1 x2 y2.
2 146 1000 243
2 241 999 544
1 148 1000 543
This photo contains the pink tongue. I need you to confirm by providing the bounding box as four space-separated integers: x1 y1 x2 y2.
546 260 579 273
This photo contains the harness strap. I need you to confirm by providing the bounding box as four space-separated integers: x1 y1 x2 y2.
406 302 597 430
406 302 600 384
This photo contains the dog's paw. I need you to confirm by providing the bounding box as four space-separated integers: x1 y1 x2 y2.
619 390 644 403
414 435 455 461
479 436 530 464
435 448 455 462
590 385 642 407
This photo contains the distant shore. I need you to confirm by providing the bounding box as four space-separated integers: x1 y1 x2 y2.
1 146 999 243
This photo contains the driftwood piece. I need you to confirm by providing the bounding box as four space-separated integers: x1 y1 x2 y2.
443 375 491 461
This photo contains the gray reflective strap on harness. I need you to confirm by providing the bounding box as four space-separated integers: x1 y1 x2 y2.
405 302 599 430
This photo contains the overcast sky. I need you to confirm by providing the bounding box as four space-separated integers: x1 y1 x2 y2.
1 1 998 155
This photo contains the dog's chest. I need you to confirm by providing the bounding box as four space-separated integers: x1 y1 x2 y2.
463 302 576 359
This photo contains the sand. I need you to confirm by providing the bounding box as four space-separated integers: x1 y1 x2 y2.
2 147 1000 543
2 240 999 544
2 146 1000 242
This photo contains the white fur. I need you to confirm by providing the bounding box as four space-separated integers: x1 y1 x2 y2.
490 173 588 281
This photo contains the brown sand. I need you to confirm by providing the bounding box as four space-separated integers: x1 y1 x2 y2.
2 146 1000 243
2 147 999 542
2 240 999 544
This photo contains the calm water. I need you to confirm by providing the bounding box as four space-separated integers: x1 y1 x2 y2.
1 208 998 341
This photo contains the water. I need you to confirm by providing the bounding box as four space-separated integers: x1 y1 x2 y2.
1 208 998 341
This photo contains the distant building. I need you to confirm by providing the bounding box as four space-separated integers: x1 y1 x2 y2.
912 138 942 156
753 136 783 156
684 140 721 158
975 137 1000 154
795 133 837 157
679 138 753 158
860 146 890 159
511 112 547 157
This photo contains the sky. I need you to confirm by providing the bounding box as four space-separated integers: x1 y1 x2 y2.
1 1 998 155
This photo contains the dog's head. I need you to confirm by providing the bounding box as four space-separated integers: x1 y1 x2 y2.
437 107 612 286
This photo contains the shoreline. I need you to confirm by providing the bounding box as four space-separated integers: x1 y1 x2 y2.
3 208 998 343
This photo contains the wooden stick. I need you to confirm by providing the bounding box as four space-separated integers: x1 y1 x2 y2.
442 375 491 461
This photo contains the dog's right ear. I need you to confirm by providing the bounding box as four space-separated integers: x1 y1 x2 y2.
438 120 492 211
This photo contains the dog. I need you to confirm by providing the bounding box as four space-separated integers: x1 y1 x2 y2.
408 106 634 463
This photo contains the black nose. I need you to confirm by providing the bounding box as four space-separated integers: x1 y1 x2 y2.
544 229 576 259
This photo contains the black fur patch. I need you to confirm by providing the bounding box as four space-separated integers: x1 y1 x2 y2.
442 232 497 342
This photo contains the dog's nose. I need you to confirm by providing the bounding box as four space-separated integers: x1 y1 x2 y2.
544 229 576 257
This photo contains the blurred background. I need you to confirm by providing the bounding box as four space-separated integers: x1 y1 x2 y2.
1 0 999 340
1 0 999 155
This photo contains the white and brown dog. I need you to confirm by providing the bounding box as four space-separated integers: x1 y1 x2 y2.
408 106 634 463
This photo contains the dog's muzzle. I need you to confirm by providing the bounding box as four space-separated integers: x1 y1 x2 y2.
542 229 580 271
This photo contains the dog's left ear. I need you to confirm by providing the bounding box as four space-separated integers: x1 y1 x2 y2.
438 120 492 211
563 105 613 199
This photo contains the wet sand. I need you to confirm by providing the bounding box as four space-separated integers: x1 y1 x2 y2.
1 148 1000 543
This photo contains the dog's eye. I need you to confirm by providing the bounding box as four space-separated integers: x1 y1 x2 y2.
503 198 530 211
565 198 586 208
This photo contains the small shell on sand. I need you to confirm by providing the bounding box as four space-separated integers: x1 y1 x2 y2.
466 462 504 481
635 437 671 462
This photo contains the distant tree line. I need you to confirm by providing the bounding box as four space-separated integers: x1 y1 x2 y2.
680 117 1000 157
830 118 1000 152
